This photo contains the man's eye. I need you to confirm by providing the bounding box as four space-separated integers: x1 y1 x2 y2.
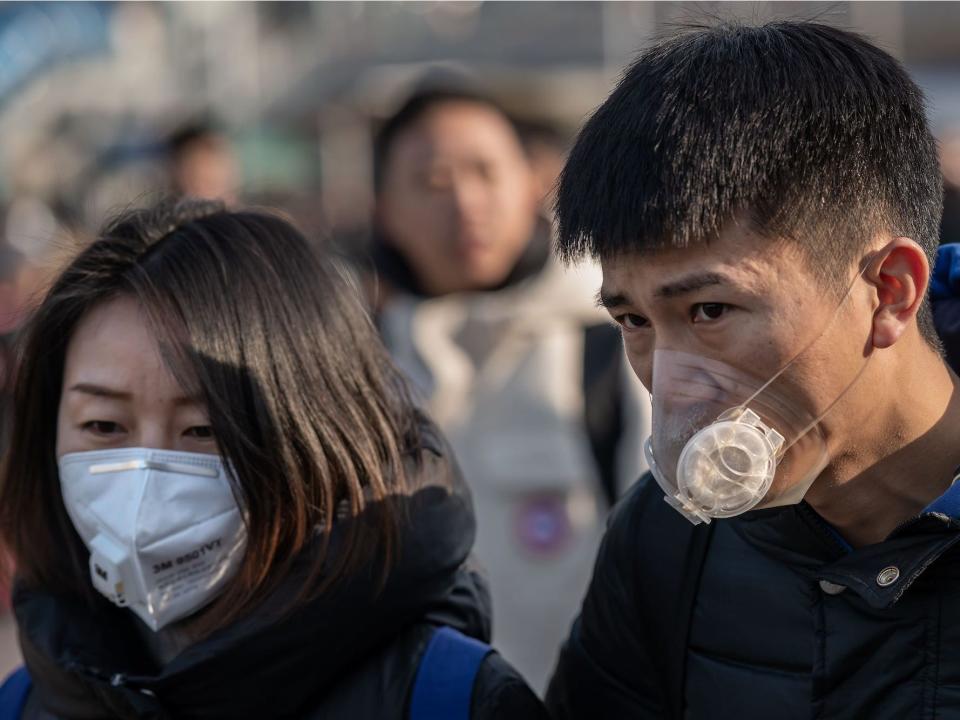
82 421 123 436
691 303 730 323
421 170 453 190
184 426 215 440
615 313 649 330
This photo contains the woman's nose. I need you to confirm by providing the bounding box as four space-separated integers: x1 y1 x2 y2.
133 424 178 452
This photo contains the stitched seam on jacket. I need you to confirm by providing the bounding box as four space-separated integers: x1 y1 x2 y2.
931 595 942 719
812 593 825 720
686 646 811 679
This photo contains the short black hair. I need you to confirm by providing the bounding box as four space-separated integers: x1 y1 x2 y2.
373 86 520 192
556 21 943 342
167 119 227 161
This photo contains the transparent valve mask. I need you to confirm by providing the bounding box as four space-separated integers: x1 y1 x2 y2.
642 262 874 525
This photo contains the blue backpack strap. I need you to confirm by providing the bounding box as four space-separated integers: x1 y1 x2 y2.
409 626 492 720
0 666 32 720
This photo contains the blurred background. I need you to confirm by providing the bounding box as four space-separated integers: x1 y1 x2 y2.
3 0 960 682
2 1 960 323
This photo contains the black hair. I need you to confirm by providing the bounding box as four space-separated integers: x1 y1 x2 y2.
167 120 227 161
373 86 520 193
556 21 943 343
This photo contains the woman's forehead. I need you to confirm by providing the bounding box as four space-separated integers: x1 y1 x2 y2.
63 296 195 405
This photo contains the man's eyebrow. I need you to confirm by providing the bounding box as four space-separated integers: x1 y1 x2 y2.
655 271 731 299
596 289 631 309
597 271 735 308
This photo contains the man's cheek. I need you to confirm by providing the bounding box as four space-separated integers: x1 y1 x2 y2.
623 342 652 392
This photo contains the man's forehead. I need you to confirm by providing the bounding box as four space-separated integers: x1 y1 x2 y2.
397 104 518 151
597 232 794 302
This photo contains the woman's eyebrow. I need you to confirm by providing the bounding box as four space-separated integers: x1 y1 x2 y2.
68 383 131 400
68 383 202 407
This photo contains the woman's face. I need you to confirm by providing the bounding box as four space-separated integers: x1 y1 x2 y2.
56 295 216 457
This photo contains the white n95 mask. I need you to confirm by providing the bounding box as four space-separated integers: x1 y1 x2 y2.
59 447 247 631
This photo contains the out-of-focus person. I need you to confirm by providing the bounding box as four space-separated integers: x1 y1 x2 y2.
0 243 27 408
0 199 546 719
166 121 240 204
0 242 26 681
517 119 569 215
932 242 960 371
940 130 960 246
369 85 649 693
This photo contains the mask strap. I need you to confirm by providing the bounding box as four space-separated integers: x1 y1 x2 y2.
780 355 872 453
736 251 879 416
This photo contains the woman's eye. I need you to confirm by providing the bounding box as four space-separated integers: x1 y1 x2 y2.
615 313 649 330
691 303 730 323
82 421 124 436
184 426 214 440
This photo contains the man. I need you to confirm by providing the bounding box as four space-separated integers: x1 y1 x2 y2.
167 121 239 204
940 131 960 246
547 22 960 719
371 86 649 693
933 243 960 372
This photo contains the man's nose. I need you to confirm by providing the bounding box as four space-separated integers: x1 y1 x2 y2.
451 175 488 219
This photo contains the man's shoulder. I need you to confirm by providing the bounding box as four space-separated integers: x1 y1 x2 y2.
548 476 713 719
598 474 714 591
608 473 706 540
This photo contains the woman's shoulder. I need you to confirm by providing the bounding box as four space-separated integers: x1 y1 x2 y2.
471 651 550 720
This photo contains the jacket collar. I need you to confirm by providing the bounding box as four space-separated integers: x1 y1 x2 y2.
373 216 553 299
17 443 491 719
735 470 960 610
813 471 960 609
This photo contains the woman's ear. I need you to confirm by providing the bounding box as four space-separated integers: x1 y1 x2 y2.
868 238 930 349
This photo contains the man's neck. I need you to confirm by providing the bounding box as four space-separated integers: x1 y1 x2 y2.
805 352 960 547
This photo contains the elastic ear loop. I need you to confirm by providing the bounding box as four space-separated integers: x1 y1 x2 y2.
732 253 881 457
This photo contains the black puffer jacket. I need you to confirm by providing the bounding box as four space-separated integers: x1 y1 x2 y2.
15 437 548 719
547 473 960 719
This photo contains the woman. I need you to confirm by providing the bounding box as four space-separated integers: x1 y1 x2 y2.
0 199 547 719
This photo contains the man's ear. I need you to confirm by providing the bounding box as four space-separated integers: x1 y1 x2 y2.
867 238 930 349
373 201 396 248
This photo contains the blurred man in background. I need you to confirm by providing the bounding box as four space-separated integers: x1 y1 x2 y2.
940 130 960 246
0 241 31 679
167 121 240 205
516 119 569 216
368 84 649 693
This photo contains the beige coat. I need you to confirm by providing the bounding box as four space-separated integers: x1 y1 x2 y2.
380 257 650 694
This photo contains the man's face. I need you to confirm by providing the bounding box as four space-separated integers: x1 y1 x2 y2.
377 101 539 296
599 224 876 438
174 137 238 205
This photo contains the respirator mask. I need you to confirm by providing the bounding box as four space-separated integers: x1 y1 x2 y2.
59 447 247 631
643 262 874 524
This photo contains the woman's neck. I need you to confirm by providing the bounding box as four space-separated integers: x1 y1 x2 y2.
134 616 195 667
